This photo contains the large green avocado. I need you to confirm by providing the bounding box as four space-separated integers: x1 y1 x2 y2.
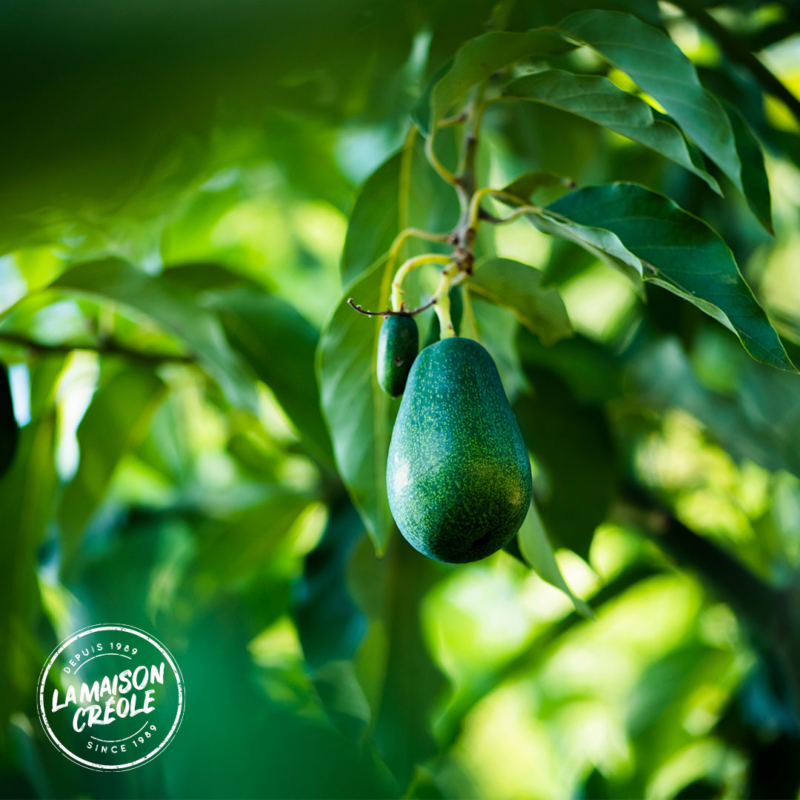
387 337 532 563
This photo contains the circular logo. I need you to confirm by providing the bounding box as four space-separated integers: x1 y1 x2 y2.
37 624 185 772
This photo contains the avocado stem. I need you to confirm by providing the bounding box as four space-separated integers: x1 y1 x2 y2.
347 297 436 317
432 263 460 338
425 134 459 187
393 72 531 328
391 253 452 312
388 228 450 268
466 187 533 231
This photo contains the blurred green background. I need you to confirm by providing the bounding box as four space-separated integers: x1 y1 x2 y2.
3 1 800 798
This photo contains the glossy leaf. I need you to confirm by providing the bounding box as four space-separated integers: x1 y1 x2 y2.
209 288 334 465
341 151 406 286
411 58 453 136
558 10 742 196
469 258 572 346
722 99 773 234
503 70 721 193
58 367 165 565
419 29 572 134
161 262 262 294
341 135 458 286
317 259 395 553
51 258 259 411
518 500 592 618
547 183 795 372
528 205 644 287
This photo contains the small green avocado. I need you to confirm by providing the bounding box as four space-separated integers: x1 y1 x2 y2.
377 314 419 397
387 337 532 563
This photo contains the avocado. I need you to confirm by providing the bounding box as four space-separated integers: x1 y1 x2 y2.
377 315 419 397
0 364 17 478
386 337 532 563
424 284 463 347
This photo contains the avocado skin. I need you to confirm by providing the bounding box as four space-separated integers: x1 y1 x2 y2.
387 337 532 563
378 315 419 397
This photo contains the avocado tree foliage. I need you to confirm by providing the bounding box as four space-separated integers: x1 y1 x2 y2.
321 6 794 574
2 0 800 797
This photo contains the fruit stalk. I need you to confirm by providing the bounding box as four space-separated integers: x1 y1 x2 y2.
385 77 507 334
466 187 534 231
431 263 459 338
391 253 452 312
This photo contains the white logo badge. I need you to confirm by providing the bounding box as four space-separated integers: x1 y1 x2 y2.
37 624 185 772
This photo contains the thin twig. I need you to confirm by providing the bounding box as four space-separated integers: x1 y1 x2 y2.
438 111 469 128
347 298 436 318
0 330 196 364
480 204 541 225
391 253 453 311
478 208 504 224
466 187 531 230
425 134 459 186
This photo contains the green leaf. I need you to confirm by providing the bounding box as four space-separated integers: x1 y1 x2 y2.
341 135 458 286
722 99 773 234
527 206 644 288
469 258 572 346
51 258 259 411
58 367 165 565
627 643 733 770
632 337 800 479
209 289 334 466
503 70 721 194
161 262 262 294
514 365 617 561
342 151 406 287
558 10 742 196
421 30 573 134
516 328 623 404
317 259 395 553
546 183 795 372
311 661 372 743
28 355 67 420
0 354 63 730
348 537 446 783
502 171 575 200
192 489 316 584
0 414 57 727
293 493 366 669
411 58 453 136
518 500 592 619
